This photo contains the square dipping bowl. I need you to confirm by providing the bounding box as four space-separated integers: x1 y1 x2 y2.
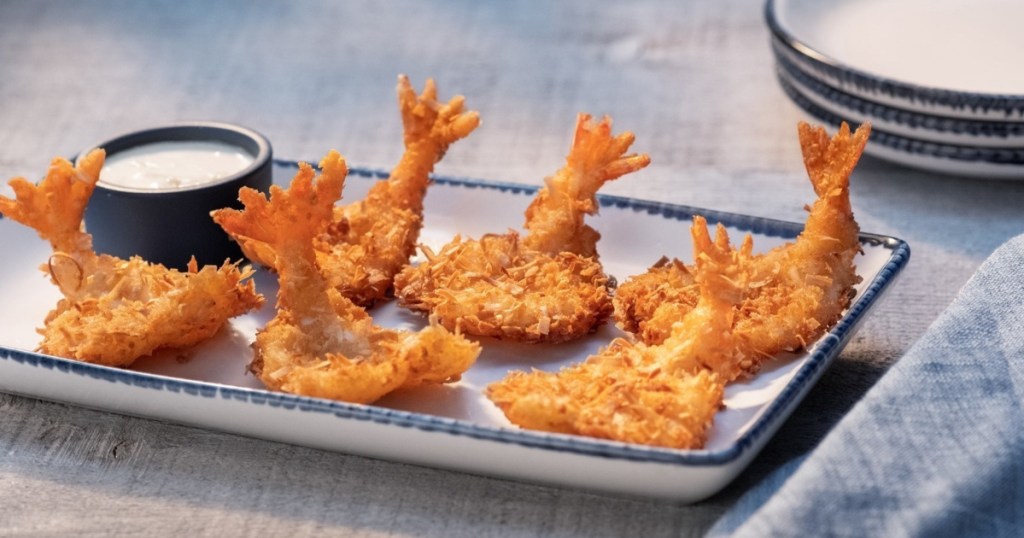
79 122 272 269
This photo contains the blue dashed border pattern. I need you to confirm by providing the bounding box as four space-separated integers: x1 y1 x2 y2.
765 0 1024 118
777 73 1024 166
0 160 911 467
775 46 1024 140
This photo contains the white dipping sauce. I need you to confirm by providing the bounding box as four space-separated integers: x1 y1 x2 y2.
101 140 255 190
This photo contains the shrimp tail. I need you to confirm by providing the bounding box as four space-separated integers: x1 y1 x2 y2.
691 217 747 306
386 75 481 211
793 121 869 255
798 121 870 199
0 149 105 256
522 113 651 257
213 150 347 250
567 113 651 186
398 75 481 152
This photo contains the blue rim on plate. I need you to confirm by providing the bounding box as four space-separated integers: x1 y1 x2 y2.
777 72 1024 168
0 162 911 467
773 41 1024 143
765 0 1024 119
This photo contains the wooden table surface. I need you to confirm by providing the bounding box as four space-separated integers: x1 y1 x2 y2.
2 1 1023 535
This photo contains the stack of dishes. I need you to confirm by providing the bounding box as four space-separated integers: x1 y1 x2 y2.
766 0 1024 179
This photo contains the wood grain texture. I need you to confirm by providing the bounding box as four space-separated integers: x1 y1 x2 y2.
2 0 1024 535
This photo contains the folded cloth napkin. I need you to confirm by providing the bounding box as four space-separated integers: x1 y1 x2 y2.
709 234 1024 537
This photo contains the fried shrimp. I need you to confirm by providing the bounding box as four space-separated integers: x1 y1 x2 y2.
0 150 263 366
613 256 700 346
213 151 480 403
394 113 650 343
225 75 480 307
731 122 867 361
613 121 869 377
486 216 745 449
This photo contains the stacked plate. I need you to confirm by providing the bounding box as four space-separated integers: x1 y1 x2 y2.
766 0 1024 179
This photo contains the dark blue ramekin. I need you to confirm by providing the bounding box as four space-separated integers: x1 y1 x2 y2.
79 122 272 269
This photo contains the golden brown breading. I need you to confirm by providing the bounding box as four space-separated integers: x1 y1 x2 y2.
731 122 867 360
395 232 613 343
214 151 480 404
612 258 696 345
613 121 869 378
0 150 263 366
224 75 480 307
487 216 746 449
394 113 650 343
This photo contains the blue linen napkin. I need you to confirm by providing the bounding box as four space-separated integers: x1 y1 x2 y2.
709 234 1024 537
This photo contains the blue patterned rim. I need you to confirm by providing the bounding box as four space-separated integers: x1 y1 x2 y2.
775 43 1024 140
765 0 1024 118
778 72 1024 166
0 160 911 467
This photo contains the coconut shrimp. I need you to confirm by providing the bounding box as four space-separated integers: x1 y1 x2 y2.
394 113 650 343
0 150 263 367
731 121 867 361
486 216 746 449
227 75 480 307
213 151 480 403
612 255 700 347
614 121 869 377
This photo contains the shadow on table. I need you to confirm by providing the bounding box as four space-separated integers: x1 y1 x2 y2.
2 393 703 536
705 343 892 509
853 156 1024 259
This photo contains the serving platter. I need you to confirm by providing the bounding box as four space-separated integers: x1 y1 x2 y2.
0 160 909 502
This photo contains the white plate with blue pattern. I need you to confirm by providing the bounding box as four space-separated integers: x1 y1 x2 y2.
777 70 1024 179
773 38 1024 149
767 0 1024 121
0 160 909 502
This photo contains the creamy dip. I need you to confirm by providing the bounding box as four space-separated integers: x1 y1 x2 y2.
101 141 255 190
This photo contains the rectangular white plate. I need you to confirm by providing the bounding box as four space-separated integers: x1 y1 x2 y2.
0 160 909 502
